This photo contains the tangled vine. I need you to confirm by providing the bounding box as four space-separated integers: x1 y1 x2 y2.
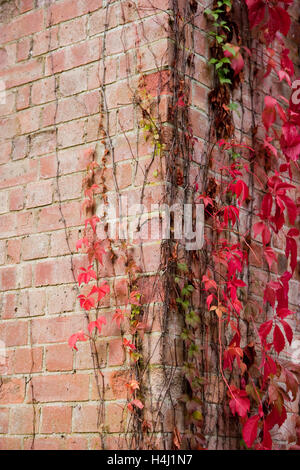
66 0 299 450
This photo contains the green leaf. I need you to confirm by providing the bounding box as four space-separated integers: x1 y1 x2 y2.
192 410 203 421
177 262 188 273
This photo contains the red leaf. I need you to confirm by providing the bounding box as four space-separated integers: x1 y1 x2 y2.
259 320 273 342
262 421 273 450
85 215 100 233
88 316 106 335
206 294 214 309
229 180 249 204
76 237 89 251
68 331 87 351
242 415 260 448
245 0 265 28
229 388 250 418
264 247 277 270
89 282 110 302
262 96 277 131
77 265 97 286
224 44 244 75
280 319 293 345
131 399 144 409
123 338 136 351
253 222 271 245
269 6 291 37
202 275 217 291
112 309 126 328
273 324 285 354
78 294 95 311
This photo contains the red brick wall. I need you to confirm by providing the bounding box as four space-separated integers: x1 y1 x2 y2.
0 0 299 450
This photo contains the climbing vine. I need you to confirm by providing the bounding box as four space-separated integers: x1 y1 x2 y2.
65 0 299 451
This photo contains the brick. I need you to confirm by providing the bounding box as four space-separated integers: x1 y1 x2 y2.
105 81 134 109
16 288 46 318
10 406 38 434
0 266 17 291
24 435 88 450
12 135 29 161
32 26 59 57
16 211 35 236
105 402 127 433
0 10 44 43
35 257 74 286
0 437 22 450
59 17 86 47
0 320 28 347
18 0 34 14
57 120 85 148
32 77 56 105
17 37 31 62
30 129 56 157
22 233 49 260
31 315 85 344
41 405 72 433
16 85 30 110
108 338 125 366
87 58 117 88
14 347 43 373
6 239 21 264
0 408 9 433
26 180 53 208
0 191 8 214
41 102 57 128
72 404 99 432
104 369 130 400
0 142 12 165
75 339 107 371
0 159 38 190
45 38 101 75
0 213 16 238
0 378 25 404
49 229 78 257
0 116 18 140
29 374 90 402
18 107 41 135
54 173 82 201
56 93 99 123
19 263 33 289
37 201 81 232
89 5 118 36
0 240 5 265
40 154 57 179
46 344 73 371
48 0 101 26
0 59 43 89
60 67 87 97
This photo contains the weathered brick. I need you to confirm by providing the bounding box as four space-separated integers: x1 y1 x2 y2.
14 347 43 374
46 344 73 371
26 180 53 208
31 315 85 344
9 406 37 434
0 378 25 404
6 239 21 264
29 374 90 402
41 405 72 434
32 77 56 105
59 17 86 47
0 265 17 291
60 67 87 97
0 408 9 433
